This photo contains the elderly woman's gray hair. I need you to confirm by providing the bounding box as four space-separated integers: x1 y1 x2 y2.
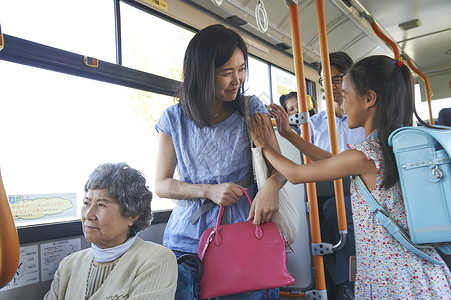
84 162 153 234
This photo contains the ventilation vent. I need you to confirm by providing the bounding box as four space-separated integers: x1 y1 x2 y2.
341 0 352 8
226 16 247 26
399 19 422 31
311 62 320 69
275 43 291 51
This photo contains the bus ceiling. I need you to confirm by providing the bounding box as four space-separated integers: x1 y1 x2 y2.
186 0 451 84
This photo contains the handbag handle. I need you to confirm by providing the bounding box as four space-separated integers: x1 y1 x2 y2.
213 187 264 246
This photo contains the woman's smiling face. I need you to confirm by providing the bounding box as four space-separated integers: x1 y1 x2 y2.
214 47 246 103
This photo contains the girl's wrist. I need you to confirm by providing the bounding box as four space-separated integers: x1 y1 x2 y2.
280 128 296 141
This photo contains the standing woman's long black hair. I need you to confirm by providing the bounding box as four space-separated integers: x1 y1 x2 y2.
348 56 414 188
176 24 248 127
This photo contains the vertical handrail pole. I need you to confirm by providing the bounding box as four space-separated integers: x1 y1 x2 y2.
315 0 348 237
0 169 20 288
286 1 326 293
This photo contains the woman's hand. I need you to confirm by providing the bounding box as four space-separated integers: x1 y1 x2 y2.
248 112 284 225
268 103 292 138
206 183 245 207
247 179 279 225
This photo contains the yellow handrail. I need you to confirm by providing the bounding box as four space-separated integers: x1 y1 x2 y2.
315 0 348 235
365 14 435 124
369 22 401 60
0 169 20 289
279 2 327 297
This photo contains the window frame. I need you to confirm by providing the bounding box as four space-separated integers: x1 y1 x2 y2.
17 210 172 244
0 34 180 96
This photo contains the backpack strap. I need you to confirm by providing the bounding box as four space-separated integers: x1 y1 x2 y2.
355 176 444 265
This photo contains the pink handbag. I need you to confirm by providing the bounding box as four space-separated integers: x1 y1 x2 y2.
197 188 296 299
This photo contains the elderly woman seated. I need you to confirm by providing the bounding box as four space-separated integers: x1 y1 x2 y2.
44 162 177 300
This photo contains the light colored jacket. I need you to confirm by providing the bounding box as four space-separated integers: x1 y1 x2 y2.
44 238 177 300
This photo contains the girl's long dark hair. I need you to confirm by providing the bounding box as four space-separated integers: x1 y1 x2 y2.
176 24 248 127
349 56 414 188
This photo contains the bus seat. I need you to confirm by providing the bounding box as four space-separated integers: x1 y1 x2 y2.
275 130 314 291
316 177 351 198
176 254 203 299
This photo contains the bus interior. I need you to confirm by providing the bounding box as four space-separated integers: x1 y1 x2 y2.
1 0 450 299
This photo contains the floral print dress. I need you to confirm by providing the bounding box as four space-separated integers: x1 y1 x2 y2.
349 136 451 299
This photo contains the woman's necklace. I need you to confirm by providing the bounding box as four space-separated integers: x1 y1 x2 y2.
212 102 225 118
212 105 234 124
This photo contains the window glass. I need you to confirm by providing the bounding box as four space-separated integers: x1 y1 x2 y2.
0 60 177 227
120 2 194 80
270 65 296 105
0 0 116 63
414 83 449 122
246 56 271 105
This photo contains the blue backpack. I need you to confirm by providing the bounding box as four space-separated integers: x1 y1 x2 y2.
356 126 451 265
389 126 451 247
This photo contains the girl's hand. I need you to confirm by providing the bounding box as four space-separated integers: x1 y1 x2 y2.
247 179 279 225
206 182 245 206
269 103 292 138
249 113 273 148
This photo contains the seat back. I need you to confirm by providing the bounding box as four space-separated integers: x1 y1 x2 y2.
275 131 314 290
176 254 203 299
316 176 351 198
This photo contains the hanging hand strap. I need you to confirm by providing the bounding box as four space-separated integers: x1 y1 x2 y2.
355 176 444 265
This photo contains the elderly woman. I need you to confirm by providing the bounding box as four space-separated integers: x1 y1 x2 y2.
44 162 177 300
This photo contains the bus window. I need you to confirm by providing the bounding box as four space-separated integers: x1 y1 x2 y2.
271 65 297 104
120 1 194 80
247 56 271 105
414 83 450 122
0 60 177 228
0 0 116 63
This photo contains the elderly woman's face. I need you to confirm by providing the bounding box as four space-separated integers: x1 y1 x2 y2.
82 189 135 249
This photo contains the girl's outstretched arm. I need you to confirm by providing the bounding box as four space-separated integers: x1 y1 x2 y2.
268 103 333 161
250 113 376 186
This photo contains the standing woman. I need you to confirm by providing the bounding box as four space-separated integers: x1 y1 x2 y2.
155 24 285 299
